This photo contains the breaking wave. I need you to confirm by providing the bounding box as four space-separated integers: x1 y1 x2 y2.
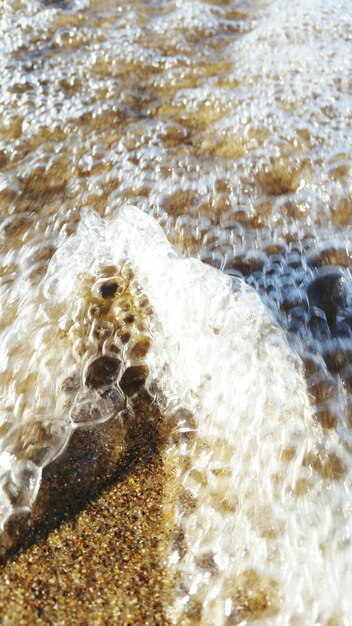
1 207 351 625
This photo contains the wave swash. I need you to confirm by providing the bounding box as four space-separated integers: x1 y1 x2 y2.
0 207 351 625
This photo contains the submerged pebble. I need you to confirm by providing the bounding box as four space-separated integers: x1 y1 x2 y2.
307 267 349 326
99 281 118 299
120 365 149 397
85 355 121 389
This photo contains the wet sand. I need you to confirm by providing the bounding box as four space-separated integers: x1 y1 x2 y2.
0 443 170 626
0 392 172 625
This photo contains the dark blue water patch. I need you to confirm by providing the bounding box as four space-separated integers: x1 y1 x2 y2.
222 240 352 383
42 0 70 8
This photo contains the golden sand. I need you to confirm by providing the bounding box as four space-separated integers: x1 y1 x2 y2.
0 395 171 625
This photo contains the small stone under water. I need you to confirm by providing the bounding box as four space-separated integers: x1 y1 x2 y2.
99 282 118 299
120 365 149 397
85 356 121 389
307 267 350 326
129 336 151 360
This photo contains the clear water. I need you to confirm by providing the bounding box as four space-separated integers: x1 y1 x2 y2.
0 0 352 624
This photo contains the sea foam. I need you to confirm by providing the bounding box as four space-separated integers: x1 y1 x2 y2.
1 207 351 624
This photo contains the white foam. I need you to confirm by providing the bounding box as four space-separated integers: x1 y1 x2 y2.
111 208 352 625
1 207 352 622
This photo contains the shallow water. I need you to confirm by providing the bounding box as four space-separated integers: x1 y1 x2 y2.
0 0 352 624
